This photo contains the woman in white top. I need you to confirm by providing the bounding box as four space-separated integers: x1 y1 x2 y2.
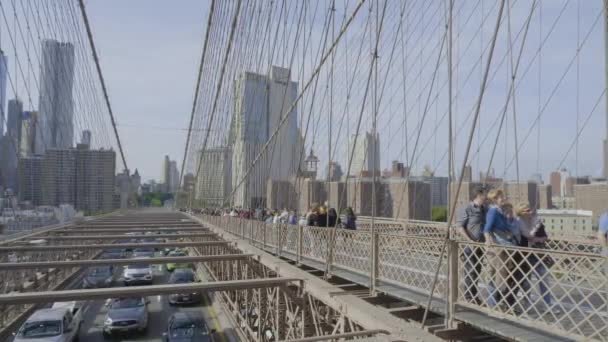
515 204 552 307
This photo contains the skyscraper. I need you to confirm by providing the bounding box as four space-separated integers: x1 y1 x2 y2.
169 160 179 193
36 40 75 155
1 98 23 191
20 111 38 157
75 144 116 214
348 132 380 177
81 130 91 147
162 155 171 192
18 156 43 205
0 51 7 135
195 147 231 206
230 66 301 208
6 99 23 143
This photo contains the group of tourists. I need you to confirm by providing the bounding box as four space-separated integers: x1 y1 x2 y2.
458 187 552 311
302 203 357 229
202 205 357 230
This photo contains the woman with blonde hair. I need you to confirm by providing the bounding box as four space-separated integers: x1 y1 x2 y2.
515 203 553 308
483 189 519 309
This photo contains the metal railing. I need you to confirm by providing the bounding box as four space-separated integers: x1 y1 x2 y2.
200 215 608 341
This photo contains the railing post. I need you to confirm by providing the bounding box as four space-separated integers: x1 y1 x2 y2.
297 225 303 266
263 223 267 251
446 239 458 328
249 219 253 242
371 232 379 293
277 224 282 256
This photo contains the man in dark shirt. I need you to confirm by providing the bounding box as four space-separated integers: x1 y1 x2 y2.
457 187 487 304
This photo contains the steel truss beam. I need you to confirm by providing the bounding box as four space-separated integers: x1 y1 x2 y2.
0 241 229 252
24 232 216 241
285 330 390 342
52 227 209 234
0 278 299 305
76 222 196 227
0 254 253 270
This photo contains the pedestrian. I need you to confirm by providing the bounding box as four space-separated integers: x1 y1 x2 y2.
598 210 608 275
484 189 519 309
317 206 328 227
327 207 339 227
515 203 552 309
343 207 357 230
288 211 298 225
457 186 487 305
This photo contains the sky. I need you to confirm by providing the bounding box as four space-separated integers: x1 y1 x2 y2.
78 1 607 183
86 0 210 182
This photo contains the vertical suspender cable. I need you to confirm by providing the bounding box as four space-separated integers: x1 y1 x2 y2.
193 0 242 191
225 0 368 206
179 0 216 192
421 0 505 328
77 0 128 172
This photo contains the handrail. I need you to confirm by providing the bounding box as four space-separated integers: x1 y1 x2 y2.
200 215 608 341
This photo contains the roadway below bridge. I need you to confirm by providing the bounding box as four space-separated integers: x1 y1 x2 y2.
77 261 239 342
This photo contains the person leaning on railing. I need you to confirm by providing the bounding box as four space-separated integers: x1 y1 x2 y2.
599 210 608 275
483 189 520 309
515 203 553 308
457 186 487 305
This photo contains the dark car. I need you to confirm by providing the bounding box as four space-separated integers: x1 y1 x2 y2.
101 248 126 259
167 269 202 305
103 297 149 338
163 312 214 342
83 266 114 288
133 247 155 258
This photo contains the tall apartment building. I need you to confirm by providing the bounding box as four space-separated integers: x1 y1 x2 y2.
75 144 116 213
574 183 608 225
36 40 75 155
384 179 431 220
230 66 302 208
18 156 43 205
503 181 539 209
42 148 77 206
462 165 473 182
347 132 380 177
40 146 115 213
0 51 7 135
412 175 448 207
195 147 231 207
1 99 23 191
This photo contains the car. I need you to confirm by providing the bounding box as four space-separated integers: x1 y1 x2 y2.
83 266 114 288
133 247 155 258
122 262 153 285
166 250 191 272
163 312 215 342
51 301 84 329
102 297 149 338
101 248 126 259
13 307 81 342
167 269 202 305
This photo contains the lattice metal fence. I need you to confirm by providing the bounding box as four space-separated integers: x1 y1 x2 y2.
200 215 608 341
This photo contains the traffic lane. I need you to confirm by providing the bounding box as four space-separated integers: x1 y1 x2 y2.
78 263 235 342
79 264 175 341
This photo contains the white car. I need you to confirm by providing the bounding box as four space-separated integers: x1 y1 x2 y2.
13 307 80 342
123 262 153 286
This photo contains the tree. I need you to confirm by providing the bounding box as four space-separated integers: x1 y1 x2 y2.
432 206 447 222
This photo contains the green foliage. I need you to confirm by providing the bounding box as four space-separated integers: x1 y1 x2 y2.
432 206 447 222
139 192 174 207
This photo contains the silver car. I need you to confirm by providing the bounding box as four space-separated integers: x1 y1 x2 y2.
13 307 80 342
83 266 114 289
102 297 149 338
